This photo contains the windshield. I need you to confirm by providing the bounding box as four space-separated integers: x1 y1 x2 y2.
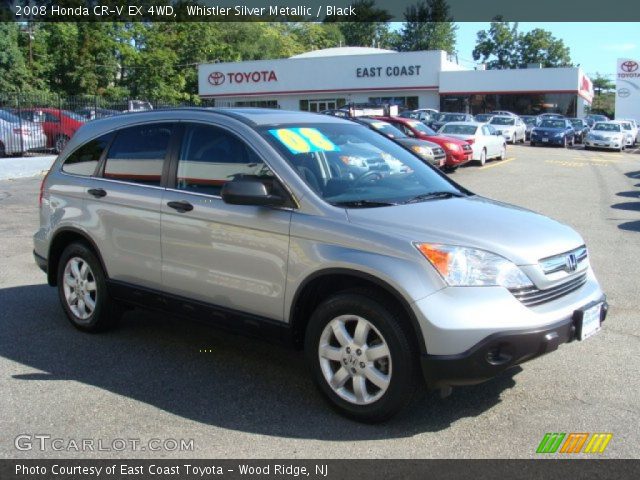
539 120 566 129
407 121 436 135
441 114 467 122
474 114 492 122
260 123 462 206
440 124 478 135
620 123 631 130
593 123 620 132
367 121 407 138
523 117 537 125
570 119 584 127
490 117 515 126
0 110 22 123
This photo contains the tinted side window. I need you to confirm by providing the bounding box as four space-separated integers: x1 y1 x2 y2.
62 133 113 176
176 124 269 196
104 124 172 186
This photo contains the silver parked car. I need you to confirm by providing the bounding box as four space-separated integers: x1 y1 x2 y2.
584 122 627 151
33 109 607 422
0 109 47 156
488 115 527 143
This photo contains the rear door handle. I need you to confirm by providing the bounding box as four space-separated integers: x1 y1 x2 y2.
87 188 107 198
167 200 194 212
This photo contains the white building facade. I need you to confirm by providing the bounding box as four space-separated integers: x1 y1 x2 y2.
198 47 593 117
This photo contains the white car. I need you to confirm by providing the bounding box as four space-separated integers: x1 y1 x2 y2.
614 120 638 146
438 122 507 166
488 115 526 143
584 122 627 151
0 109 48 156
619 119 639 142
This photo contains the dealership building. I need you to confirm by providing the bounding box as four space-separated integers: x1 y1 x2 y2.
198 47 594 116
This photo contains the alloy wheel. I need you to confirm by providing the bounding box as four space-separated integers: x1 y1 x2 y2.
318 315 392 405
62 257 98 321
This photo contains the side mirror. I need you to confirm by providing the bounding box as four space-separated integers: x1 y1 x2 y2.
221 177 285 207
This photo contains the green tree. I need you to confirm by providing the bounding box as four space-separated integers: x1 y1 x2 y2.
517 29 571 67
324 0 392 47
592 73 615 95
472 19 520 69
0 23 30 92
398 0 457 53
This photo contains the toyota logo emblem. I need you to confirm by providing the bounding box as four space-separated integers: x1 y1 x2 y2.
621 61 638 73
208 72 226 86
618 88 631 98
565 254 578 273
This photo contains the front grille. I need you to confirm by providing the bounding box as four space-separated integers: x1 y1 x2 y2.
540 245 588 275
510 273 588 307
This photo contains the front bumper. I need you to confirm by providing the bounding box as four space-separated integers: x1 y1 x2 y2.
421 298 608 387
531 135 564 145
584 138 622 150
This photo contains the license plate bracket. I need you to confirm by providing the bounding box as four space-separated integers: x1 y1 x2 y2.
574 301 602 341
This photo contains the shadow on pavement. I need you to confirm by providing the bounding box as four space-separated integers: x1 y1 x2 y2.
618 221 640 232
611 202 640 212
0 283 518 440
616 191 640 199
625 171 640 179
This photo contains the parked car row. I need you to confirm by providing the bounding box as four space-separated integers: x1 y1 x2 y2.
0 101 155 157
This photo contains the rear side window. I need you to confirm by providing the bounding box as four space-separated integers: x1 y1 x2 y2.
175 123 267 196
103 124 173 186
62 133 113 176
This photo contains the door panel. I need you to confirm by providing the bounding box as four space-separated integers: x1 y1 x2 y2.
160 123 291 321
161 192 291 320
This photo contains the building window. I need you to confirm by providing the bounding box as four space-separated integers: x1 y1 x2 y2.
440 93 578 117
233 100 279 108
299 99 346 112
368 96 419 110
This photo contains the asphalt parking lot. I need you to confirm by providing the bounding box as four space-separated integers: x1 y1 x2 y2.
0 144 639 459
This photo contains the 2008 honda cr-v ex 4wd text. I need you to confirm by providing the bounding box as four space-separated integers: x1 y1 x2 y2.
33 109 607 422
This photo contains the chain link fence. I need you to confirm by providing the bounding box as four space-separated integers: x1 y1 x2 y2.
0 94 216 157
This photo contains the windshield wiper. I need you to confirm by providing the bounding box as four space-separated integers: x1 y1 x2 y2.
403 191 465 204
332 200 397 208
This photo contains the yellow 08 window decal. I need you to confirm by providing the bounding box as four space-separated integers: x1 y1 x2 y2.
269 128 340 154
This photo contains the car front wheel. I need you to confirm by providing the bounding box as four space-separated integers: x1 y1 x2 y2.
305 291 419 423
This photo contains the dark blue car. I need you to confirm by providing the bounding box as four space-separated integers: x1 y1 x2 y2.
530 119 576 147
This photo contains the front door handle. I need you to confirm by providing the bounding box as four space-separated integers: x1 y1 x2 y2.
167 200 194 212
87 188 107 198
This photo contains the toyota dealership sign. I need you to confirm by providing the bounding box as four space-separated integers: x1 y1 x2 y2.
616 58 640 121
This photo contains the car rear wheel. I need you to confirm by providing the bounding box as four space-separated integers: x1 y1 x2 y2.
499 145 507 160
57 242 122 332
530 141 536 147
305 291 419 423
562 137 567 148
0 142 5 158
479 148 487 166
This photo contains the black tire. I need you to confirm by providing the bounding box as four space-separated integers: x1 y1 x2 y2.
444 165 458 174
305 290 421 423
530 141 535 147
57 242 122 332
0 142 5 157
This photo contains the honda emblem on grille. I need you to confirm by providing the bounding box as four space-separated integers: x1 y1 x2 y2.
565 253 578 272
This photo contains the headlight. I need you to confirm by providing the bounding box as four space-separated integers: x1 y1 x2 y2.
415 243 533 289
340 155 367 167
410 145 433 158
443 142 461 151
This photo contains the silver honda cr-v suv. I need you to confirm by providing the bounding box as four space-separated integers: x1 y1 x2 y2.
34 109 607 422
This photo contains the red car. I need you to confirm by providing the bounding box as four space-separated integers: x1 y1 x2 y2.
374 116 473 170
16 108 86 153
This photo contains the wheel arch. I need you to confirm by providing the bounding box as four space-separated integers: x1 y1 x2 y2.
47 227 108 287
289 268 427 355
